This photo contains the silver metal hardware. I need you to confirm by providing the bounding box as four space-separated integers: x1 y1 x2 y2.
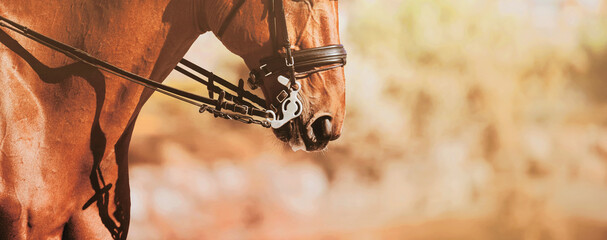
285 56 295 67
266 79 302 129
277 75 290 87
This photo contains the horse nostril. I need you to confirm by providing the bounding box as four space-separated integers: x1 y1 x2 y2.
311 116 332 141
322 118 332 138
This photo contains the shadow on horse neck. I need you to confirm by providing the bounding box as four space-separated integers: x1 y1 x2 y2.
0 0 230 237
0 27 124 238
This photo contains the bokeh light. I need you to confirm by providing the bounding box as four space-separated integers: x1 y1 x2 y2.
128 1 607 239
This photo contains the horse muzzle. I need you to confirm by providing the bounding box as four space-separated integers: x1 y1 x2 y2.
272 112 339 152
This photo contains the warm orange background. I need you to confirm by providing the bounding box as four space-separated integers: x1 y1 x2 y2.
128 0 607 239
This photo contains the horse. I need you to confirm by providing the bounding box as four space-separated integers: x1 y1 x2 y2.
0 0 346 239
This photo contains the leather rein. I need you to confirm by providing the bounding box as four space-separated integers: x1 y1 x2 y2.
0 0 347 129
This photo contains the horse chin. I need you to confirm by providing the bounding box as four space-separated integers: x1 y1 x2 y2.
272 118 329 152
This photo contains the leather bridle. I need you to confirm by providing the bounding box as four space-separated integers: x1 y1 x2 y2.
217 0 347 128
0 0 347 129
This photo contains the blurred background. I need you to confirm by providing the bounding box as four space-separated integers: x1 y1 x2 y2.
128 0 607 239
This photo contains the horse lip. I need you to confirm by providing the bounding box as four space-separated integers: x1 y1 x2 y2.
271 115 330 151
272 123 292 142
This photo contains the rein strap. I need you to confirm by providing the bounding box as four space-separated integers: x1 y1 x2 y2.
0 15 272 127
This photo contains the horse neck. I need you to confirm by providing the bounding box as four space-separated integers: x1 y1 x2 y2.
88 0 210 139
83 0 208 135
1 0 211 144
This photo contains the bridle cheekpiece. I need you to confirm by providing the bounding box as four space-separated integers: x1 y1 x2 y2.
221 0 347 128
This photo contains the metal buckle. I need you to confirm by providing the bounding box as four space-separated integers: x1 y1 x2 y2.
285 56 294 67
236 104 249 115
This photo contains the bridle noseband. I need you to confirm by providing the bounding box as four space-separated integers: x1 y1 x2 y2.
251 44 347 86
0 0 346 129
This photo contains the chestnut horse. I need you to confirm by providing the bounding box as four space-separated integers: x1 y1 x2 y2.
0 0 345 239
